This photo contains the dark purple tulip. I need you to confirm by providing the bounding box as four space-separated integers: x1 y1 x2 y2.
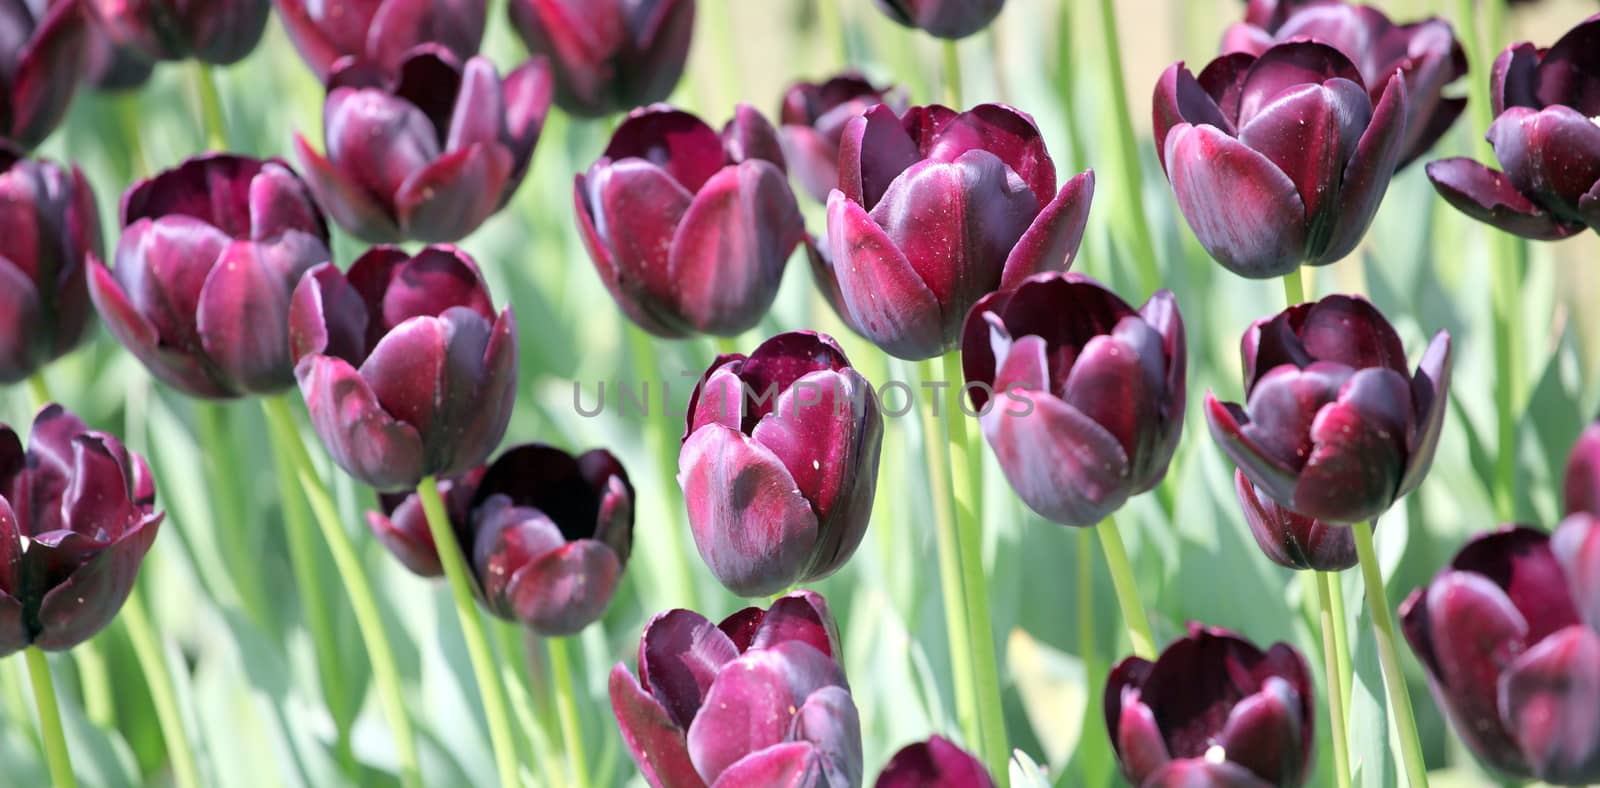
295 47 552 244
0 0 86 148
87 154 331 399
368 444 632 635
1235 470 1355 572
875 736 995 787
1426 14 1600 240
872 0 1005 40
0 147 100 384
822 103 1094 360
507 0 694 118
0 405 162 655
576 105 805 339
1205 295 1451 524
1567 420 1600 518
81 18 154 91
680 332 882 597
1400 524 1600 784
1106 624 1315 788
610 590 863 788
1220 1 1466 169
275 0 485 82
1152 41 1407 278
84 0 268 65
288 245 517 492
778 73 906 204
960 273 1185 527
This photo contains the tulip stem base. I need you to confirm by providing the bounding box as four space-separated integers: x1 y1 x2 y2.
24 648 74 788
189 63 227 150
942 41 962 106
122 589 202 788
548 637 590 788
1316 572 1352 788
1351 521 1429 788
25 373 50 412
1282 268 1305 306
1097 515 1155 660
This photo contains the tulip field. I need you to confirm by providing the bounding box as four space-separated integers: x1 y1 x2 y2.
7 0 1600 786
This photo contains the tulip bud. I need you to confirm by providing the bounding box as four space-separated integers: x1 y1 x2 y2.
0 405 163 655
507 0 694 118
961 273 1185 527
823 103 1094 360
289 245 517 492
1567 420 1600 518
1105 624 1315 787
295 47 552 243
876 736 995 787
1235 470 1355 572
1205 295 1451 525
873 0 1005 40
0 148 100 384
610 590 863 788
84 0 269 65
778 73 906 204
275 0 486 81
577 105 805 338
679 332 882 597
0 0 86 148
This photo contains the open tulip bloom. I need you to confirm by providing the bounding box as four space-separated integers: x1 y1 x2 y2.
84 0 269 65
275 0 486 81
0 0 85 149
778 73 906 205
508 0 695 118
872 0 1005 40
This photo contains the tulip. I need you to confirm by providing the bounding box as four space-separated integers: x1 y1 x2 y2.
507 0 694 118
872 0 1005 40
876 736 995 787
1106 624 1315 787
0 0 85 148
84 0 269 64
88 154 332 399
1220 1 1466 169
1426 14 1600 240
368 444 633 635
1235 470 1355 572
1152 41 1407 278
680 332 882 597
960 272 1185 526
1567 420 1600 517
610 590 863 788
288 245 517 492
778 73 906 204
82 20 154 91
576 105 805 338
1400 524 1600 784
1205 295 1451 524
275 0 485 81
295 47 552 243
0 148 100 384
0 405 163 655
822 103 1094 360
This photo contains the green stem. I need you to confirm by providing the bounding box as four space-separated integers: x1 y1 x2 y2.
122 590 202 788
195 402 271 629
1316 572 1351 788
1095 0 1161 296
260 397 421 788
25 373 49 411
713 335 740 357
1096 515 1155 660
816 0 849 66
73 641 113 729
548 637 590 788
416 475 520 788
942 41 962 106
1282 268 1305 306
626 326 698 610
1328 571 1352 710
115 91 149 176
24 648 75 788
1351 521 1429 788
189 63 227 150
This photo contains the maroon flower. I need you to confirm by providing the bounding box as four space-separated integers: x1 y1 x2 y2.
275 0 486 81
576 105 805 338
1106 624 1315 787
84 0 269 65
1400 524 1600 784
507 0 694 118
81 18 154 91
1235 470 1355 572
0 405 163 655
872 0 1005 40
1205 295 1450 524
0 0 86 148
961 273 1185 527
288 245 517 492
875 736 994 787
295 47 552 243
88 154 331 399
610 591 862 788
1567 420 1600 518
680 332 882 597
1427 14 1600 240
0 147 100 384
823 103 1094 360
778 73 906 204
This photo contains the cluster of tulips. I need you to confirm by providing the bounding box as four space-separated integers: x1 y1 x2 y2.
3 0 1599 785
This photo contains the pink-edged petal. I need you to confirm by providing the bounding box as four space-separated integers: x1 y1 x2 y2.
1152 63 1234 172
721 104 787 169
750 591 842 660
667 161 802 335
686 642 846 785
1552 514 1600 632
395 143 514 243
1215 677 1307 786
296 353 425 491
610 663 705 788
1163 123 1307 278
1426 156 1583 241
294 134 401 243
1236 41 1365 124
87 257 229 397
1237 362 1353 474
1114 696 1171 784
1498 626 1600 784
444 56 503 152
836 104 919 209
824 190 943 360
998 169 1093 288
638 607 740 729
1291 366 1412 523
1205 392 1301 511
1488 105 1600 224
501 57 553 175
925 103 1056 205
581 159 697 337
503 539 620 636
605 105 726 193
708 742 820 788
1237 79 1371 233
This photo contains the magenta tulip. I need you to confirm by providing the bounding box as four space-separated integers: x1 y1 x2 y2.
0 0 86 148
876 736 994 787
1568 420 1600 518
778 73 906 204
275 0 486 81
507 0 694 118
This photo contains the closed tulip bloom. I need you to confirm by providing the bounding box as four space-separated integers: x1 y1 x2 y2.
960 273 1185 527
295 47 552 243
1427 15 1600 240
823 103 1094 360
610 590 863 788
779 73 906 204
0 0 85 148
507 0 693 118
1235 470 1355 571
873 0 1005 40
1153 41 1407 278
84 0 268 64
0 148 100 384
1567 420 1600 517
0 405 162 655
275 0 485 81
1400 525 1600 784
1106 624 1315 787
88 154 331 399
577 105 805 338
1205 295 1450 524
288 245 516 492
875 736 994 788
680 332 882 597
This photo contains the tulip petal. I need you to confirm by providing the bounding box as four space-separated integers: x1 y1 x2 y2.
1449 526 1582 643
296 353 425 491
1566 423 1600 518
1152 64 1234 171
1552 514 1600 634
876 736 995 788
501 57 553 176
638 608 740 730
708 742 819 788
445 309 516 480
1292 366 1414 523
6 0 83 148
824 191 943 360
1489 106 1600 225
581 159 697 337
1491 42 1541 115
1216 677 1306 786
444 57 504 153
1239 362 1353 474
999 169 1093 288
1236 41 1365 124
0 259 43 384
1236 469 1355 571
1425 156 1583 241
1114 696 1171 784
324 87 442 202
750 591 841 660
1316 75 1407 265
367 0 485 75
195 239 319 395
1237 80 1371 235
294 134 401 243
837 104 920 209
605 106 726 194
1140 760 1275 787
1205 393 1301 516
610 663 703 788
32 514 159 650
1296 295 1408 375
1498 626 1600 784
925 104 1056 205
686 642 845 785
1397 331 1452 498
504 539 621 636
88 257 229 398
395 143 514 243
1163 123 1307 278
667 161 802 335
359 315 446 439
1533 15 1600 115
788 685 863 786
